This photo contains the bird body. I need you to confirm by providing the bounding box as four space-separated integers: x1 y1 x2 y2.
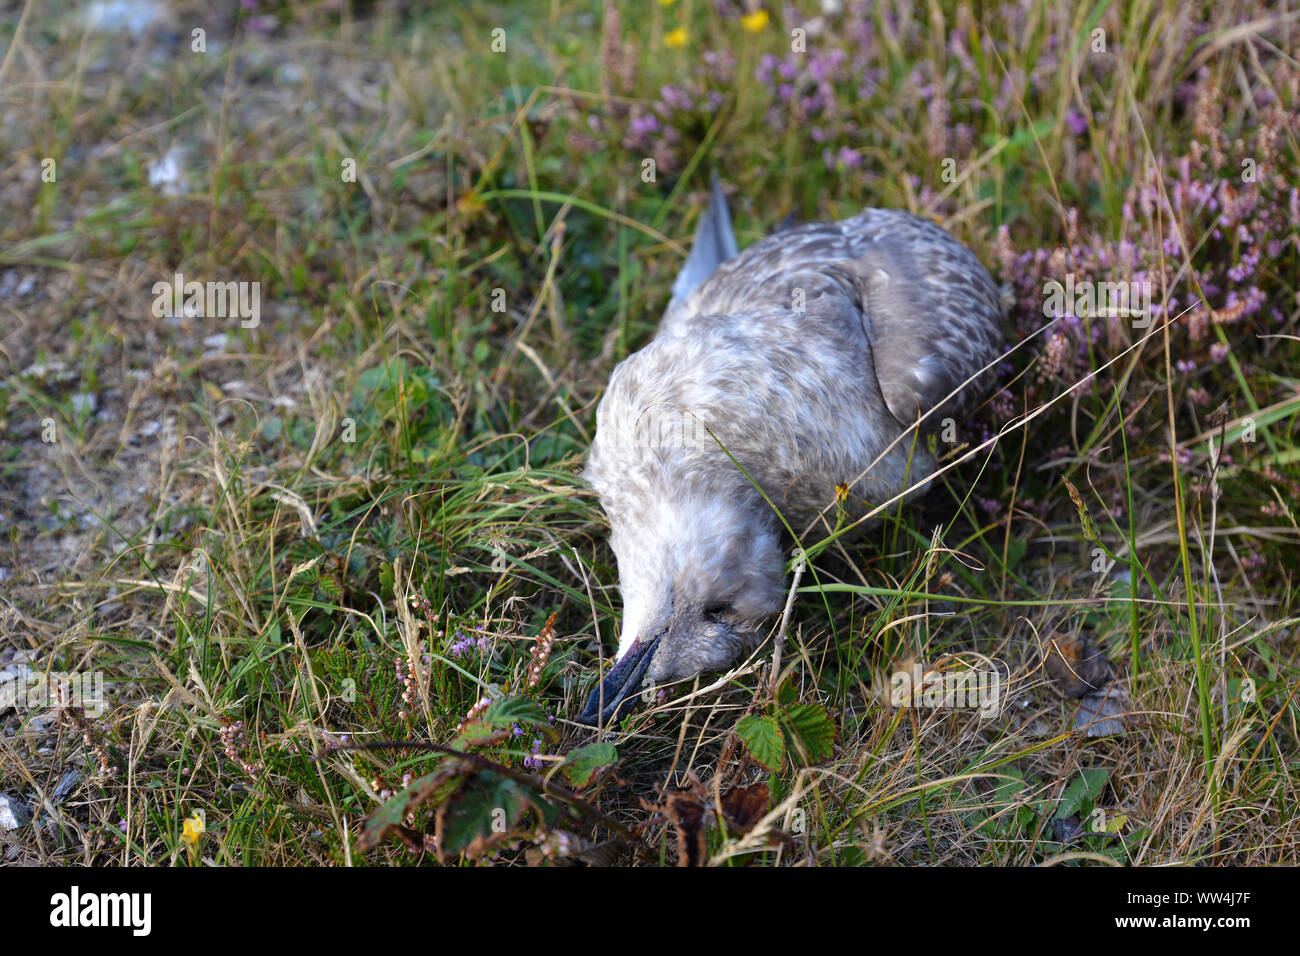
580 180 1003 723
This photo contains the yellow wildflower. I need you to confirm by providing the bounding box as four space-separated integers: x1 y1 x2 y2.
741 9 770 32
665 26 688 48
181 812 205 847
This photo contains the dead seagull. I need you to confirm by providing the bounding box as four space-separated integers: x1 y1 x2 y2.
579 176 1003 725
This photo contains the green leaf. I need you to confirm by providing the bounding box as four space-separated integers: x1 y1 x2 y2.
980 768 1030 836
1003 537 1027 572
357 359 442 420
561 742 618 788
775 679 798 707
258 416 283 441
1054 768 1110 821
735 715 785 772
436 770 559 862
453 696 556 750
777 703 836 765
358 762 465 852
478 696 551 731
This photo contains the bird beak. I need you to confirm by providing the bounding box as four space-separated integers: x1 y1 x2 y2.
578 634 662 726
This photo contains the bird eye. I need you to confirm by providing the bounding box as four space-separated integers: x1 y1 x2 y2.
703 603 730 620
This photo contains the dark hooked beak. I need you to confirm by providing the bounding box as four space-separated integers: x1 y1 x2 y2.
577 635 662 726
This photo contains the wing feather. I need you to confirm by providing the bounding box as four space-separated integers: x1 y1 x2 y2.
668 207 1003 428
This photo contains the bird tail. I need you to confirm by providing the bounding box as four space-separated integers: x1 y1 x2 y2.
669 171 738 306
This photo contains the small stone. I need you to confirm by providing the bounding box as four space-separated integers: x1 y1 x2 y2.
148 146 189 197
1075 685 1128 737
51 770 84 803
85 0 163 36
0 793 31 831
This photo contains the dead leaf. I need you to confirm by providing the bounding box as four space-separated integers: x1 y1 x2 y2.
720 782 770 836
1043 632 1114 698
662 776 711 868
655 778 774 865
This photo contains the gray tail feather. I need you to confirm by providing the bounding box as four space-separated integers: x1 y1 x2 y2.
670 171 738 305
769 210 800 235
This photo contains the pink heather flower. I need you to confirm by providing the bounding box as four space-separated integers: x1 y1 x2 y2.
629 114 660 137
1210 342 1230 363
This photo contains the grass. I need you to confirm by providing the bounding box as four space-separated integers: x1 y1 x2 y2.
0 0 1297 866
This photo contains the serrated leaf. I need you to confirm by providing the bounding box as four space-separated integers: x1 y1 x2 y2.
358 762 466 852
777 703 836 765
775 679 798 707
1054 768 1109 821
453 696 556 751
735 714 785 771
480 696 550 730
561 742 618 788
436 770 559 862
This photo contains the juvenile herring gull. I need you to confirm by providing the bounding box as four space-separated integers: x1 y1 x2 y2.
580 177 1003 724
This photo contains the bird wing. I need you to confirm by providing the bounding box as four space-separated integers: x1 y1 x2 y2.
670 207 1003 429
837 210 1004 427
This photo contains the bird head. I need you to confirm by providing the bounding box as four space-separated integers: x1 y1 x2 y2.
578 485 786 725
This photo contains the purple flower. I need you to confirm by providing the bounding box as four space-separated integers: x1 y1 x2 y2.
523 737 545 769
629 114 660 137
448 630 474 657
